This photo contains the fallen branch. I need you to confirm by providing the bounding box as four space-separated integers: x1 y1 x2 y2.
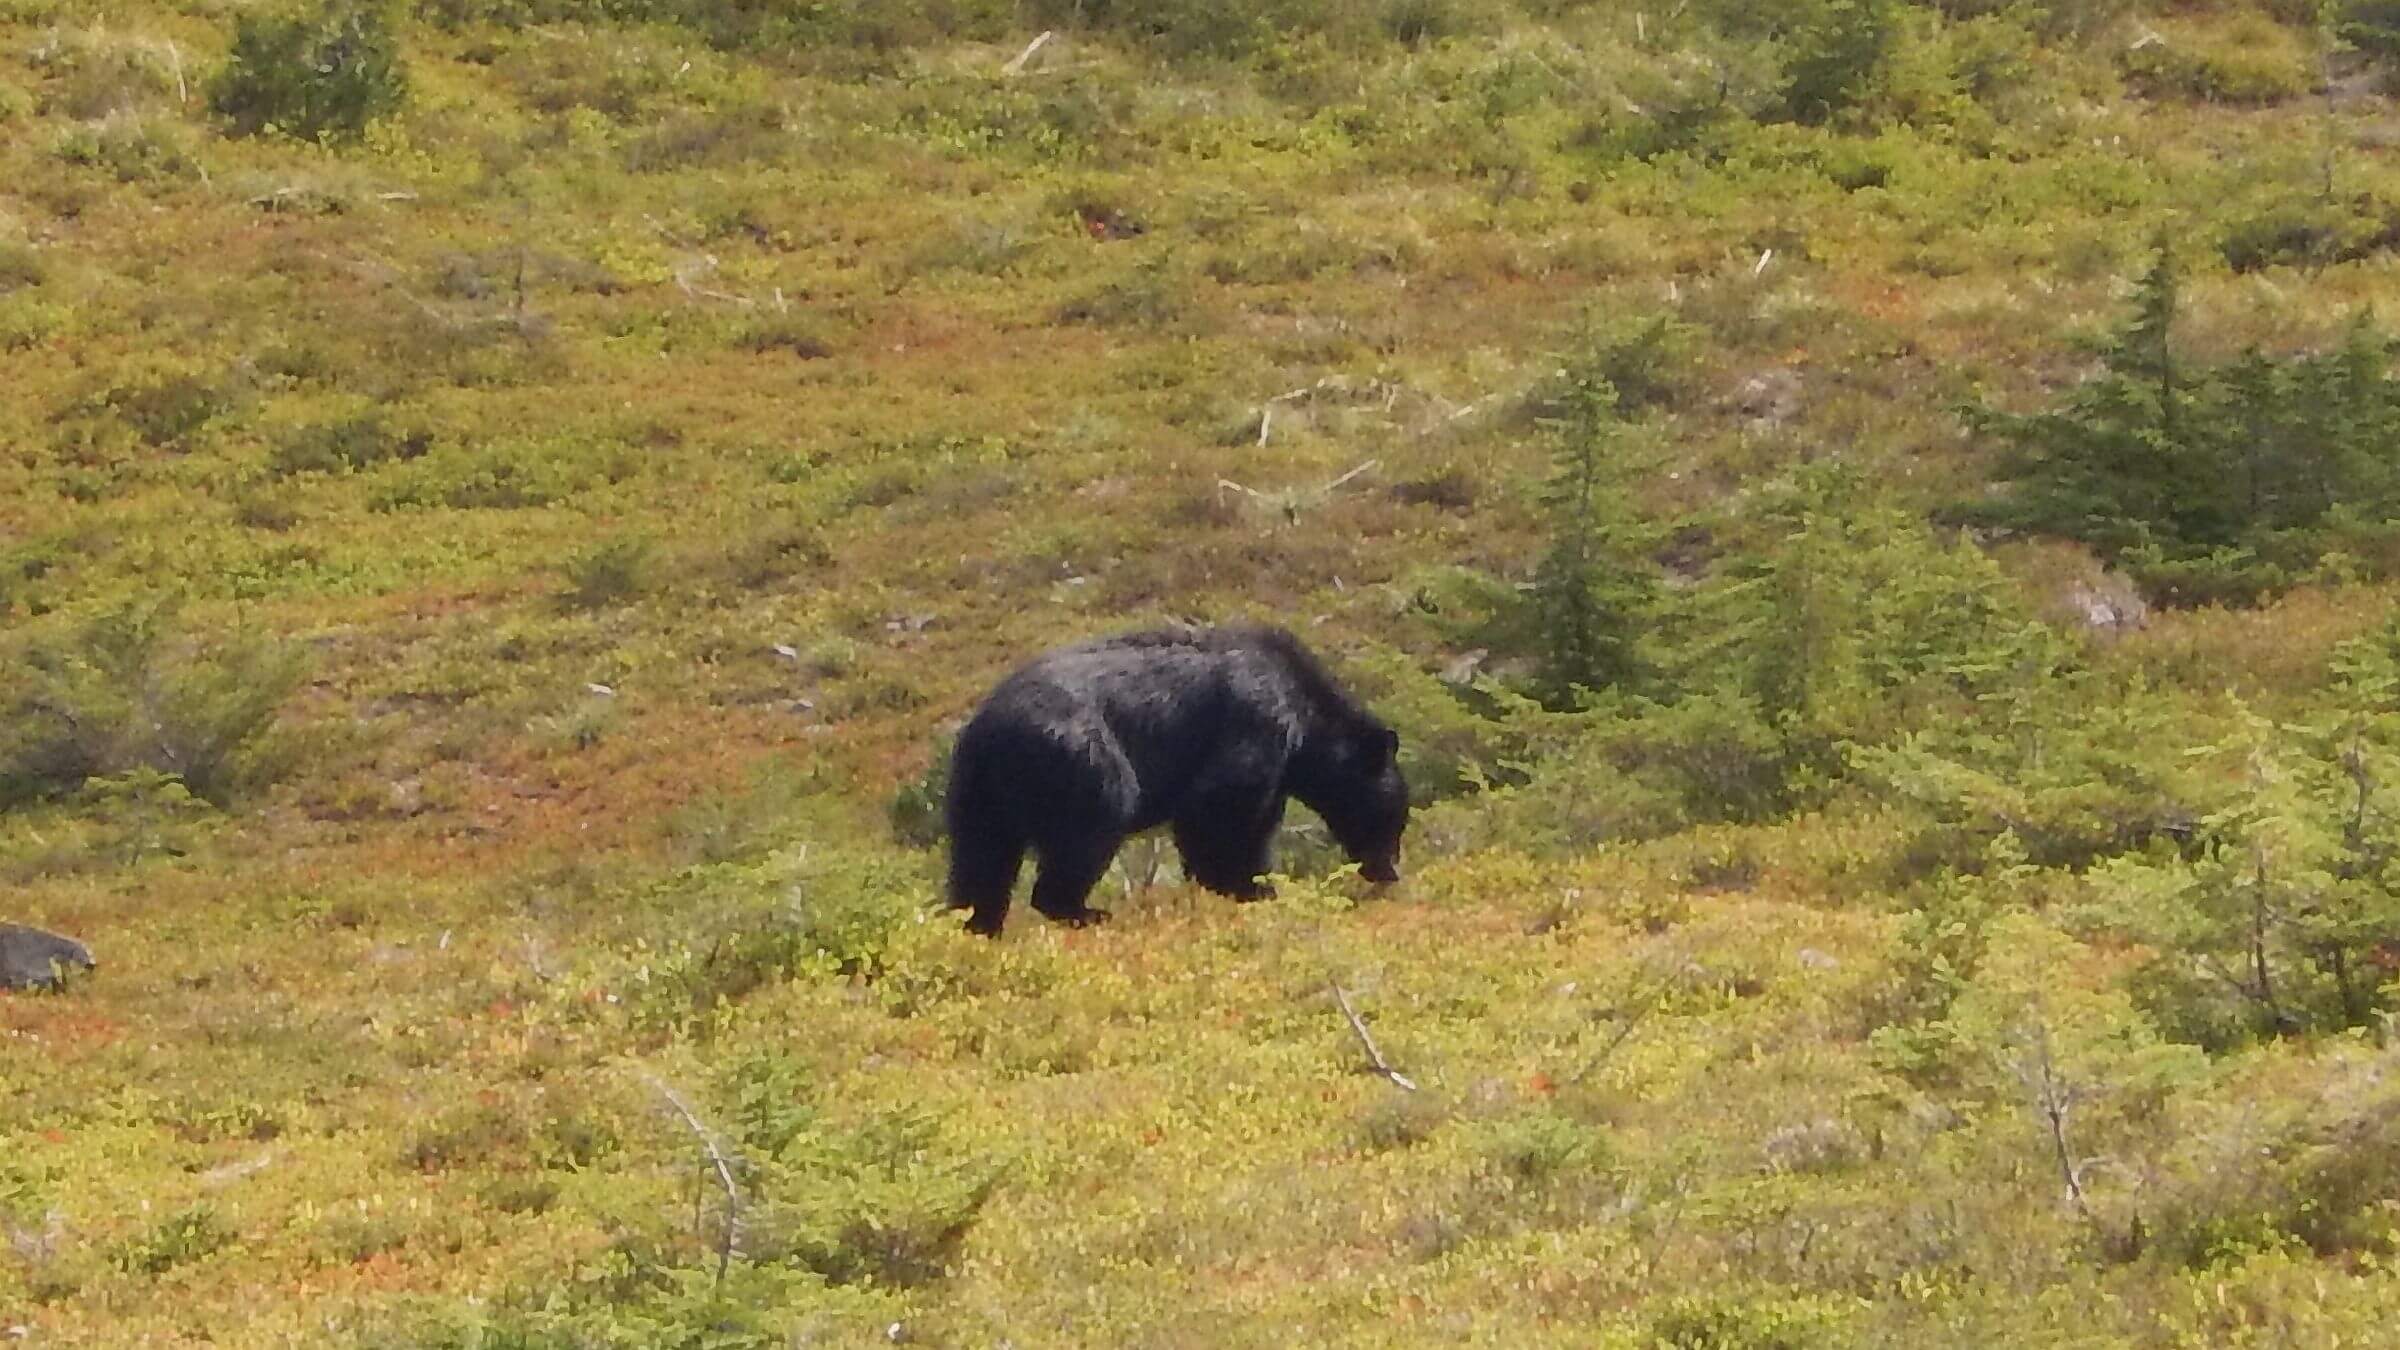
159 39 187 104
312 249 541 336
2011 1019 2094 1223
1564 1002 1655 1086
1320 459 1378 493
1256 374 1389 444
1563 957 1679 1086
1331 981 1417 1091
1001 30 1054 75
672 254 756 308
640 1072 743 1286
247 185 322 209
1436 389 1506 426
1217 459 1380 522
199 1150 277 1188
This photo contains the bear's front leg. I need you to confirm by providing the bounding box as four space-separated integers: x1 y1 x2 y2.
1028 836 1119 928
1173 792 1285 901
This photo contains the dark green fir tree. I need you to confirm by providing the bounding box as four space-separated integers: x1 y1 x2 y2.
1528 364 1654 709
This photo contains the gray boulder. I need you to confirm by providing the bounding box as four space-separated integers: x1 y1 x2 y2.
0 924 96 991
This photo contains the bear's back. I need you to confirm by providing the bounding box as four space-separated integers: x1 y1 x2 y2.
972 625 1365 744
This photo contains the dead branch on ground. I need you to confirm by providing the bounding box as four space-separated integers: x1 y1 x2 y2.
640 1071 744 1286
1331 981 1418 1091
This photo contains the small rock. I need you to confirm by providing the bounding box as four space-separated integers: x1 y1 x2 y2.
1439 648 1490 686
2068 571 2148 634
1730 367 1804 426
0 924 96 992
1762 1118 1861 1174
1797 947 1839 971
388 779 424 816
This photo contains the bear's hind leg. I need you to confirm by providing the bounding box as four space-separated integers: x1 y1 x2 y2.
1028 836 1119 928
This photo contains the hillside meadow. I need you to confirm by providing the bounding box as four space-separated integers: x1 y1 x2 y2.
12 0 2400 1344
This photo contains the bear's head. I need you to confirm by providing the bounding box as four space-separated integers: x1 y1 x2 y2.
1315 724 1408 885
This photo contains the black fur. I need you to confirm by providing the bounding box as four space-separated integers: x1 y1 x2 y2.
945 625 1409 936
0 923 95 992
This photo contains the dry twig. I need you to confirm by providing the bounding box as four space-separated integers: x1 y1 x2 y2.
2010 1019 2095 1222
671 253 756 308
1561 952 1684 1086
1001 30 1054 75
640 1072 744 1286
158 39 186 104
1216 459 1379 523
1331 981 1417 1091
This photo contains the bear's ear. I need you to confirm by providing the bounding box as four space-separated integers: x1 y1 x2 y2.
1363 725 1399 768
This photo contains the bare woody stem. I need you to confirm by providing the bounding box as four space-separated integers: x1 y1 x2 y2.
1331 981 1417 1092
641 1072 743 1286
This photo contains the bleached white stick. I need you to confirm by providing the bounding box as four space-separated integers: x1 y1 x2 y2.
1331 982 1417 1091
642 1073 744 1285
1002 30 1054 75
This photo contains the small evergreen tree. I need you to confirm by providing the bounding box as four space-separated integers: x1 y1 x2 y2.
1965 242 2400 603
1527 363 1652 708
1775 0 1900 125
2099 720 2375 1044
2096 623 2400 1047
209 0 408 143
0 599 308 806
1704 465 2061 747
1967 244 2190 557
1703 0 1901 126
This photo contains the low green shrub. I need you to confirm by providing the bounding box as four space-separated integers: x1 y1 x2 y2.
2219 193 2400 273
888 737 951 849
1646 1290 1852 1349
2120 19 2314 106
270 412 433 476
369 441 615 512
0 600 307 806
623 845 925 1035
108 1207 232 1277
561 536 657 609
1850 680 2202 876
209 0 408 142
713 1052 997 1288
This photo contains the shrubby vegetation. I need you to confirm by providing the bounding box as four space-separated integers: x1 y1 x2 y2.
209 0 409 142
1964 248 2400 604
0 601 305 806
2094 620 2400 1046
16 0 2400 1343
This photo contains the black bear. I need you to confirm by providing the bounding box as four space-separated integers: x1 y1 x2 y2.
0 923 95 992
945 624 1409 936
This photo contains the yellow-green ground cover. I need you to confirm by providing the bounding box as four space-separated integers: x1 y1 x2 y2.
11 1 2400 1344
